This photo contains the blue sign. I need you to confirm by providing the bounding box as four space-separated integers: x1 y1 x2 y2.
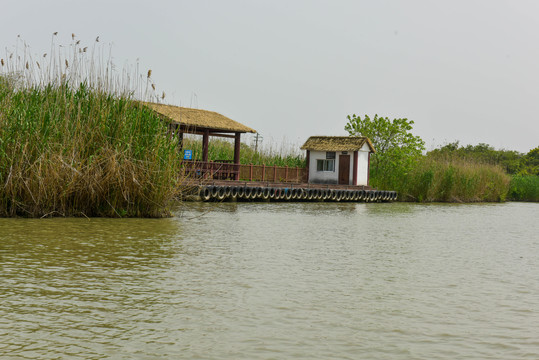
183 149 192 160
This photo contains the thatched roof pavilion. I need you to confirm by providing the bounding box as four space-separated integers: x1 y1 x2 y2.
144 102 256 134
144 102 256 180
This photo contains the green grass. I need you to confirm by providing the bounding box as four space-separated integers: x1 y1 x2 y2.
508 175 539 202
0 36 183 217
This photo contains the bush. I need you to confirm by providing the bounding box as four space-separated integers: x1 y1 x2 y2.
508 175 539 202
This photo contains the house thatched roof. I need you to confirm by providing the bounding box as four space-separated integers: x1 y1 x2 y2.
143 102 256 133
301 136 376 153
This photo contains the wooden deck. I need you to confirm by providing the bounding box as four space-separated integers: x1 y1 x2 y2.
179 161 397 202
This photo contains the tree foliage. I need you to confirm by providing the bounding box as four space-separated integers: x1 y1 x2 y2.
427 142 539 176
344 114 425 190
519 147 539 176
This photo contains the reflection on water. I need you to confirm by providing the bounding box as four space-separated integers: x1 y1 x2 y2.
1 202 538 359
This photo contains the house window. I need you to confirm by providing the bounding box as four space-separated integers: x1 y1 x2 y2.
317 159 334 171
317 152 336 172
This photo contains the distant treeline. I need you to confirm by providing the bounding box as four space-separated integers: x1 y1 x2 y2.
428 142 539 176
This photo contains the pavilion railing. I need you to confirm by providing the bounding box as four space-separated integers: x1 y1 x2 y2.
182 161 239 181
182 161 307 183
238 163 307 183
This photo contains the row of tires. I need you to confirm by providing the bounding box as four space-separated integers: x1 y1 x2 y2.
199 185 398 202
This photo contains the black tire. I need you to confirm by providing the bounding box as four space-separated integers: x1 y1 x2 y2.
285 188 293 200
201 187 212 201
237 186 245 198
244 187 253 199
217 186 226 200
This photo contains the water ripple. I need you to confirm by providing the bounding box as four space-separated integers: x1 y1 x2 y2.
1 202 538 359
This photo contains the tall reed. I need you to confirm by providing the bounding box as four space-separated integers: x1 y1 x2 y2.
400 158 510 202
0 35 182 217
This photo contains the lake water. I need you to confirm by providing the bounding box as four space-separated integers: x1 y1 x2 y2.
1 202 538 359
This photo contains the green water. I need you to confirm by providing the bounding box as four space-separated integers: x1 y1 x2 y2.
1 202 538 359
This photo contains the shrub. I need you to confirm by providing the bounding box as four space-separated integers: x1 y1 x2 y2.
508 175 539 202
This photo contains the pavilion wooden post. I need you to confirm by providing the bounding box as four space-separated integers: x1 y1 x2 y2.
178 130 184 151
202 129 209 163
234 132 241 181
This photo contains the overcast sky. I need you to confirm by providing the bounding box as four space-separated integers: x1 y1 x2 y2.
2 0 538 153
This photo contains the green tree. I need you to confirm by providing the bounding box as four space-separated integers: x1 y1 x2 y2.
519 147 539 176
344 114 425 190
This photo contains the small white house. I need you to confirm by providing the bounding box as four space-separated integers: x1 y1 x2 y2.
300 136 376 186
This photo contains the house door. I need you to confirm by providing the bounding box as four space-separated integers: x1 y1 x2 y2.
338 155 350 185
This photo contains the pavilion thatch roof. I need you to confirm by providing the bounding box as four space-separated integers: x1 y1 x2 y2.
144 102 256 133
301 136 376 153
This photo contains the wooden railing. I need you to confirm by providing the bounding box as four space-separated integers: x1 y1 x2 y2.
182 161 239 181
239 163 307 183
182 161 307 183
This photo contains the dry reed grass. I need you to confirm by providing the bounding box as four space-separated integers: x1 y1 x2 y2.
0 34 183 217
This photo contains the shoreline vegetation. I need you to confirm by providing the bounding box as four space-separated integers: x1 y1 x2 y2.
402 149 539 203
1 36 537 217
371 142 538 203
344 115 537 203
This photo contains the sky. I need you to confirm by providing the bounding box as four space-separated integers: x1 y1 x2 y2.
2 0 538 153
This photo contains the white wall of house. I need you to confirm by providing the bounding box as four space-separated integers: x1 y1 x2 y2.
308 150 339 184
357 142 371 186
308 146 371 185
